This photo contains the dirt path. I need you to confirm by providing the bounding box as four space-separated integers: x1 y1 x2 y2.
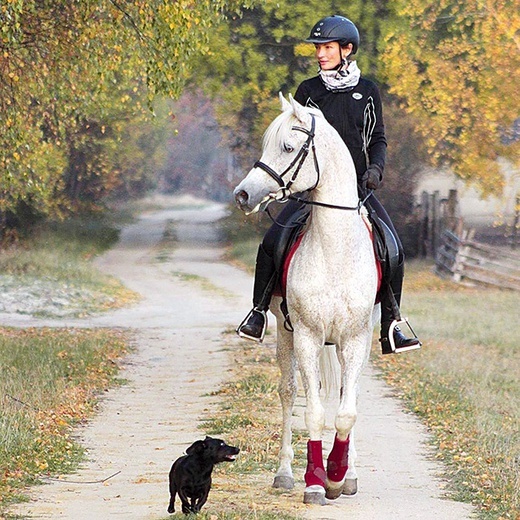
7 197 475 520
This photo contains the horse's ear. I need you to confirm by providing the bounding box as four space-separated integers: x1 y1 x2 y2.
288 94 311 125
279 92 292 112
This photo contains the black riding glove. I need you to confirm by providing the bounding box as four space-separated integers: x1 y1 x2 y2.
361 164 383 191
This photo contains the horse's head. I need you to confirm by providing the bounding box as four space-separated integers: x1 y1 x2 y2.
234 94 324 214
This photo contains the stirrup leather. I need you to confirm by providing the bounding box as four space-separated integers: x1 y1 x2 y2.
387 317 422 353
236 308 267 343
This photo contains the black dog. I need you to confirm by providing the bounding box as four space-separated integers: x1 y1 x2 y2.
167 436 240 515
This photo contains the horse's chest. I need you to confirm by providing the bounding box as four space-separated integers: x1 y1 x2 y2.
288 247 347 294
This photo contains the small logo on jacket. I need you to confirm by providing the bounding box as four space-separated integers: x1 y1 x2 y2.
352 92 363 100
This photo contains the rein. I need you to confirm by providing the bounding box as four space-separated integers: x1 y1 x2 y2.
288 190 373 212
289 194 361 212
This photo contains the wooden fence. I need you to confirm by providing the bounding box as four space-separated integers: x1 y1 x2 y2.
417 190 520 257
436 228 520 290
416 189 462 258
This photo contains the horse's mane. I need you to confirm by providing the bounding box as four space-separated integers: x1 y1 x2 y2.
262 104 325 153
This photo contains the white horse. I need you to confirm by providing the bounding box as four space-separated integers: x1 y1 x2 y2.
233 94 379 505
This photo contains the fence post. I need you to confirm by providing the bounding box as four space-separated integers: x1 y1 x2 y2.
452 228 475 283
431 190 440 257
512 195 519 250
445 189 459 232
419 191 430 257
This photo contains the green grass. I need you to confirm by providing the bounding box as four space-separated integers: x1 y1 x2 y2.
223 238 259 274
0 216 138 512
0 218 121 276
0 327 130 509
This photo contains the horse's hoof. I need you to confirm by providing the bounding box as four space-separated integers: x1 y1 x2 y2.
342 478 358 496
273 475 295 490
325 481 344 500
303 485 326 505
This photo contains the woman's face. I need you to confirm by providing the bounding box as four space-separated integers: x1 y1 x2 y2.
314 42 352 70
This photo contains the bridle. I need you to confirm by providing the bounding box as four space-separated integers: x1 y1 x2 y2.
253 114 320 204
253 113 366 213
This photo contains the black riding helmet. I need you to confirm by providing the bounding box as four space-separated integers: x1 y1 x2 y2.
305 15 360 54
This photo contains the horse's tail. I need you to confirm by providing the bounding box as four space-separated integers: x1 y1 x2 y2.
319 345 341 399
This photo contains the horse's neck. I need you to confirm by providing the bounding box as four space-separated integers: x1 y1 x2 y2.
308 164 360 240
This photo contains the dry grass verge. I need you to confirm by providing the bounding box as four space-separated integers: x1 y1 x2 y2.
0 327 131 514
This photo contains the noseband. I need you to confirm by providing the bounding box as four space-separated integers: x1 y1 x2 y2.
253 114 320 200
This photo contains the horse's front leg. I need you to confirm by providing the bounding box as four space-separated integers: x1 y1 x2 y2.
273 313 297 490
293 329 326 505
325 335 370 499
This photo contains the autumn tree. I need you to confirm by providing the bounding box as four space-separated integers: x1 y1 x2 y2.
382 0 520 195
0 0 254 233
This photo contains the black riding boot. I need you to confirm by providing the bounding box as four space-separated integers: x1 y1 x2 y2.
237 243 277 342
380 262 421 355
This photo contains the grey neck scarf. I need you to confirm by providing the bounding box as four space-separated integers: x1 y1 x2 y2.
319 60 361 92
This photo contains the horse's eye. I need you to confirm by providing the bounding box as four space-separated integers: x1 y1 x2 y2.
284 143 294 153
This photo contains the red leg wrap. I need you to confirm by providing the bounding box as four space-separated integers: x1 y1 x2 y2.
326 435 350 483
305 440 326 488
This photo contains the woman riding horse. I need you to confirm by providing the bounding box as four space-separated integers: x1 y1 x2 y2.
237 15 421 355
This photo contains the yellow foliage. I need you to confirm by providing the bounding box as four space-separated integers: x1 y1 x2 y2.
383 0 520 195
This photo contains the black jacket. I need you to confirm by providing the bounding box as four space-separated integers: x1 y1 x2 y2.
294 76 387 182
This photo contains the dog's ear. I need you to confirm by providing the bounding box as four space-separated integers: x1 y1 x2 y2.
186 440 206 455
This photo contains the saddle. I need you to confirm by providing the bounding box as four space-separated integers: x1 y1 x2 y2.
272 201 400 330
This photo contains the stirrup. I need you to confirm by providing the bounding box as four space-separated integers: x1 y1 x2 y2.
388 317 422 353
236 308 267 343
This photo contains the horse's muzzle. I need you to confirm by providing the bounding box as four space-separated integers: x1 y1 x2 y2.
234 189 250 212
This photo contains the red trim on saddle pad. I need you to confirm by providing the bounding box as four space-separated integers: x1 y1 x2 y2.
275 228 382 301
363 220 383 302
281 233 305 296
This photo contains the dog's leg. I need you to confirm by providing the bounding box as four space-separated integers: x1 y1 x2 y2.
167 475 177 513
177 487 193 515
193 483 211 512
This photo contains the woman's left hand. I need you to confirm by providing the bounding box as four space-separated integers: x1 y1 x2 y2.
362 164 383 191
